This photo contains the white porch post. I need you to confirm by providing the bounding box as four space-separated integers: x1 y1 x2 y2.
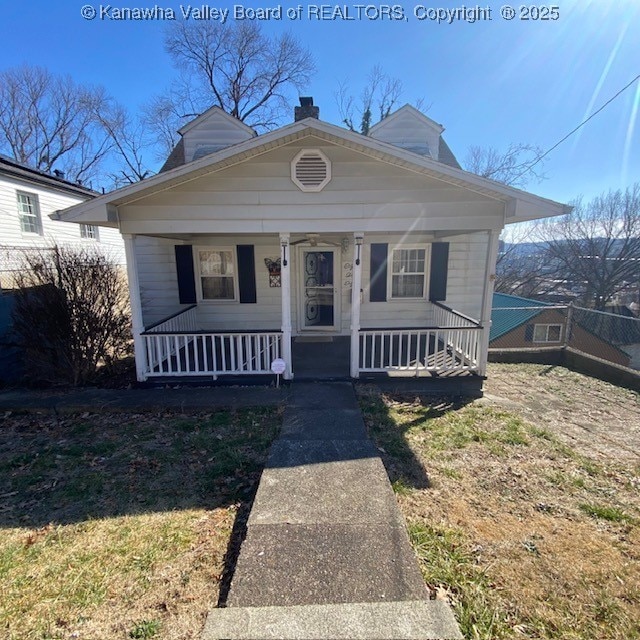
280 233 293 380
478 229 501 376
122 233 148 382
350 233 364 378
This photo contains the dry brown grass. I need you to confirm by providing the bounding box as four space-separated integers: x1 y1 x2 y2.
1 509 233 639
0 408 280 639
358 363 640 639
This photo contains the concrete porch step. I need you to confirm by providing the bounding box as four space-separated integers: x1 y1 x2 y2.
201 600 463 640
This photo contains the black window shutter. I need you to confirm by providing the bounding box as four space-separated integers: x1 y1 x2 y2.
236 245 257 304
524 324 534 342
175 245 197 304
429 242 449 302
370 243 388 302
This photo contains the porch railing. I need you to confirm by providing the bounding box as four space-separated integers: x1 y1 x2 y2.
145 305 198 333
141 330 282 378
432 301 480 328
359 328 481 374
142 305 199 373
359 304 482 374
139 303 480 379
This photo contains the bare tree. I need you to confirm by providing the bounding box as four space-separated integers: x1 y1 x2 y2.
142 94 186 162
463 143 549 295
496 222 541 295
94 101 153 186
464 143 546 189
538 184 640 309
336 65 403 135
11 245 131 386
0 66 112 184
494 221 567 299
146 21 314 154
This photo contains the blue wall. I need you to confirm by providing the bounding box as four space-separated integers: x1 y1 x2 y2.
0 293 23 384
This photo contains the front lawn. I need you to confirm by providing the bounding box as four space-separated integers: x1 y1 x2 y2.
359 364 640 640
0 408 280 639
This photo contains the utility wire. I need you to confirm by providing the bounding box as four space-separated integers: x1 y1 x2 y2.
514 73 640 183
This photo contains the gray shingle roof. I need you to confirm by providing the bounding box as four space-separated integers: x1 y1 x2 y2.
0 155 98 197
438 138 461 169
158 138 185 173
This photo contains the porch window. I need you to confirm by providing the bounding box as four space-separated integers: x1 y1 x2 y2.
17 191 42 235
198 249 236 300
533 324 562 343
389 247 429 299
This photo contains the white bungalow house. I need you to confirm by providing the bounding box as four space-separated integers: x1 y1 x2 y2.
55 100 570 389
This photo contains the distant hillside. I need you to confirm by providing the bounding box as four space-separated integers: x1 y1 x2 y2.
501 238 635 257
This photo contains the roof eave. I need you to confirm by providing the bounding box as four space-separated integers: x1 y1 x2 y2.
57 117 568 223
0 159 98 199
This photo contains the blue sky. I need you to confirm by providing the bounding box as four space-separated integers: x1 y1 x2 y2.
2 1 639 204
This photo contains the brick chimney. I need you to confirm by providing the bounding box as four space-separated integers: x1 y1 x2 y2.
295 97 319 121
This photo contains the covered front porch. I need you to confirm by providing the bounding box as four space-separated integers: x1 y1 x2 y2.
123 230 493 383
136 300 483 381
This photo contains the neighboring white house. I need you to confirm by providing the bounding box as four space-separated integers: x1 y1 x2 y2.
56 99 570 390
0 155 125 289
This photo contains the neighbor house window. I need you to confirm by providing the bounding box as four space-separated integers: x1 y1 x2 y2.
533 324 562 343
198 249 236 300
80 224 99 240
17 191 42 235
389 247 429 298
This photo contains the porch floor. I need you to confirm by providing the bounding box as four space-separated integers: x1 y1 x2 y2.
292 336 351 380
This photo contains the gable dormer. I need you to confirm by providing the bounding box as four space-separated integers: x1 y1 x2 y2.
179 106 256 164
369 104 460 168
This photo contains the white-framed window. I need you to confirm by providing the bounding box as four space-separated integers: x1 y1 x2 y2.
388 246 430 299
17 191 43 235
80 224 99 241
533 324 563 343
197 248 237 301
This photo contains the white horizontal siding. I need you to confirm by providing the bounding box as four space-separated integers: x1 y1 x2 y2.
358 233 487 328
119 138 504 235
136 234 358 335
0 174 125 287
136 235 283 331
442 233 488 320
134 231 488 336
136 236 184 327
369 112 442 160
360 234 436 329
182 110 255 163
194 236 282 331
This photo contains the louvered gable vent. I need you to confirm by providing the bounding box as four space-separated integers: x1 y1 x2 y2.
291 149 331 192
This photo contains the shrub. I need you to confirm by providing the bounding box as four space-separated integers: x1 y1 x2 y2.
11 244 131 385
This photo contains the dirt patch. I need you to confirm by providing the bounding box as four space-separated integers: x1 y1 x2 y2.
484 363 640 462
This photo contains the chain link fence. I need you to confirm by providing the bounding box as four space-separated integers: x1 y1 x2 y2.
490 302 640 372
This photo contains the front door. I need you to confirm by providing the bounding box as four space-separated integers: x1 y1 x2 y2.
298 248 339 332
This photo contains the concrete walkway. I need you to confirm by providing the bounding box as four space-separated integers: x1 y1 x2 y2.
0 385 287 413
202 382 462 639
